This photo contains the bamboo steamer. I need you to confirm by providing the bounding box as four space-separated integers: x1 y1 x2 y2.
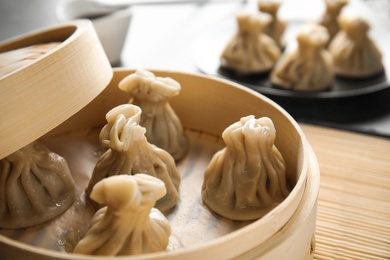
0 67 320 259
0 19 113 159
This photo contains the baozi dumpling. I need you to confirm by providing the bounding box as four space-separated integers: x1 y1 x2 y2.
258 0 286 48
118 69 189 161
329 15 384 78
220 12 281 75
74 174 171 256
270 23 334 91
0 140 76 228
202 116 290 221
318 0 349 44
86 104 180 212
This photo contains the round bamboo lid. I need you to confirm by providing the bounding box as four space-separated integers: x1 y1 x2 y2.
0 20 113 159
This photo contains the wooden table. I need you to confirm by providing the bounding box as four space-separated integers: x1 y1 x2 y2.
301 124 390 260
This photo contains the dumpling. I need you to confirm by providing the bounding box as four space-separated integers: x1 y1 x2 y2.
86 104 180 212
74 174 171 256
270 23 334 91
329 15 384 78
0 140 76 228
257 0 286 48
220 12 281 75
318 0 349 44
118 69 189 161
202 116 290 221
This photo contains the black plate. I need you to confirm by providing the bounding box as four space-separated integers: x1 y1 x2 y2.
191 20 390 99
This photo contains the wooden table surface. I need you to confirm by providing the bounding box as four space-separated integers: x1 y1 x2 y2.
301 124 390 260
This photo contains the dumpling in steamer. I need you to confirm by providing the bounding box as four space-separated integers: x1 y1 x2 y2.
258 0 286 48
74 174 171 256
318 0 349 44
270 23 334 91
220 12 281 75
86 104 180 212
0 140 76 229
118 69 189 161
202 116 290 221
329 15 384 78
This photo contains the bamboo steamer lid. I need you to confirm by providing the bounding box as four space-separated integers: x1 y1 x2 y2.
0 20 113 159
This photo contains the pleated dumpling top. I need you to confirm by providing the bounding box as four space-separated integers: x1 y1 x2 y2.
220 12 281 75
329 15 384 78
271 23 334 91
74 174 171 256
202 116 290 221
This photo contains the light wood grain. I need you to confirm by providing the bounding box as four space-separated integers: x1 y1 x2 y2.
300 124 390 260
